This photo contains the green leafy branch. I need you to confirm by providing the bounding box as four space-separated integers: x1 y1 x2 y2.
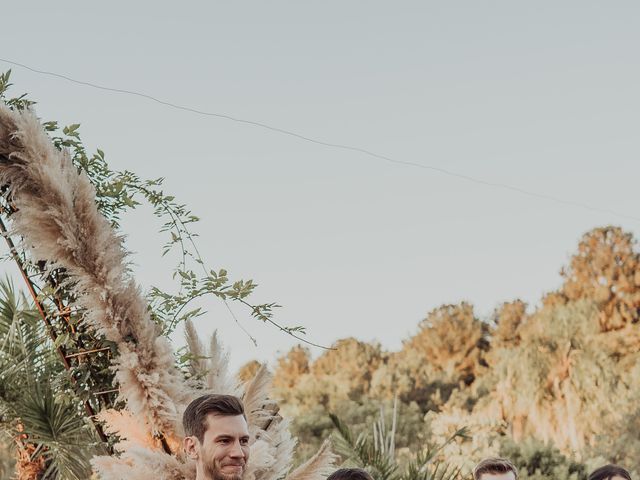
1 69 324 349
0 70 35 110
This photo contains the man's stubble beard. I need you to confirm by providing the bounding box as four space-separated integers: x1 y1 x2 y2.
204 460 245 480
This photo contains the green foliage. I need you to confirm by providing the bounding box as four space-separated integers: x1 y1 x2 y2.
0 68 308 344
330 403 467 480
4 69 640 479
499 438 589 480
289 399 425 465
0 278 100 479
0 70 325 477
588 364 640 475
488 300 629 451
14 385 100 479
0 70 35 110
273 226 640 477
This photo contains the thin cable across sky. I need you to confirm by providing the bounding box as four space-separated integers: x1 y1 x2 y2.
1 57 638 223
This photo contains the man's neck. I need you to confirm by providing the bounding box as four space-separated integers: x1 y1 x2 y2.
195 466 214 480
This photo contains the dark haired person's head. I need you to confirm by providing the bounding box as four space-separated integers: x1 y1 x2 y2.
327 469 375 480
182 394 250 480
589 465 632 480
473 458 518 480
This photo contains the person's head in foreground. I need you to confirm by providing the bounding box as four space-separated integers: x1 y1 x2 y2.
473 457 518 480
588 465 632 480
327 468 375 480
183 394 250 480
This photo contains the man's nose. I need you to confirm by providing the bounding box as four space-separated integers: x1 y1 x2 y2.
229 440 245 458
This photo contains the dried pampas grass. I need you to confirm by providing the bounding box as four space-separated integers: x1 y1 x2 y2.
184 320 239 396
205 330 240 395
244 439 276 480
0 105 191 435
0 105 336 480
92 446 195 480
97 410 156 453
185 320 208 379
287 440 336 480
243 364 274 434
256 417 298 480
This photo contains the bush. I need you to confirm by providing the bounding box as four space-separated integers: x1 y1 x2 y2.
499 438 588 480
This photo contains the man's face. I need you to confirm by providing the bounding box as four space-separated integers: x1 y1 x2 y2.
185 414 250 480
479 472 516 480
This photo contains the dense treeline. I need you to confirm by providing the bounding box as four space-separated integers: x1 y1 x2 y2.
245 227 640 479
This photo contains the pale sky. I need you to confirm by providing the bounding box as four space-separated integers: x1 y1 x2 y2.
2 2 639 369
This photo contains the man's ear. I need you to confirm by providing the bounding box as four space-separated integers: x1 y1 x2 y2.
183 436 199 460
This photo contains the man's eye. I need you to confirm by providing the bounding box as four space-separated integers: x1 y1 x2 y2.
240 438 249 446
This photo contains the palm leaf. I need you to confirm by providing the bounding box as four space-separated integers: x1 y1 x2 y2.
329 413 398 480
0 277 99 479
14 383 98 480
330 408 467 480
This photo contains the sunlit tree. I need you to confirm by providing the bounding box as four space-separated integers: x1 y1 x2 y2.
556 226 640 330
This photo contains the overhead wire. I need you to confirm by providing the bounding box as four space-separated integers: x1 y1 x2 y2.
1 57 638 223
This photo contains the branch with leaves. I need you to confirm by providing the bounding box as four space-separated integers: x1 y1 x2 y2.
0 69 323 349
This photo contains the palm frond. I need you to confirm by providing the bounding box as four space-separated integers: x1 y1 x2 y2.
330 408 467 480
0 277 98 479
15 384 99 480
0 277 44 383
329 413 398 480
394 427 468 480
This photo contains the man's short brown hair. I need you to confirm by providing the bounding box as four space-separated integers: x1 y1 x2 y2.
327 469 374 480
473 457 518 480
588 465 632 480
182 394 245 442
